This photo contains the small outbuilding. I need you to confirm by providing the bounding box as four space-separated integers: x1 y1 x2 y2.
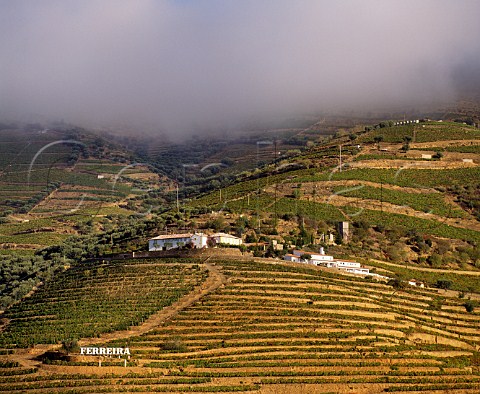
210 232 243 246
284 253 301 263
408 279 425 288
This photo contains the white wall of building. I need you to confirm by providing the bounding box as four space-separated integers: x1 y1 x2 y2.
148 232 241 251
191 233 208 248
342 267 370 274
285 250 370 275
212 233 243 246
149 235 192 251
334 260 361 268
312 261 337 268
284 254 300 262
293 250 334 261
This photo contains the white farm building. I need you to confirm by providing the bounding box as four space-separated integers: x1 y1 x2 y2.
148 233 208 251
283 254 301 263
148 232 242 251
211 232 243 246
293 248 334 265
284 248 371 275
287 248 337 267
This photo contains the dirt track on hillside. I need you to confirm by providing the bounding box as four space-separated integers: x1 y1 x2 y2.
323 194 480 231
410 139 480 149
371 258 480 276
300 179 438 194
349 159 477 169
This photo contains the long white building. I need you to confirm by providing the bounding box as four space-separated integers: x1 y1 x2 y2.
293 248 334 263
148 233 208 251
284 248 370 275
148 232 242 251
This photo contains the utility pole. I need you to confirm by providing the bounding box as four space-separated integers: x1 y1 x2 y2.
176 183 179 212
380 181 383 213
182 165 186 219
181 163 197 211
256 142 260 232
339 144 342 172
313 185 317 243
274 139 278 230
255 140 273 233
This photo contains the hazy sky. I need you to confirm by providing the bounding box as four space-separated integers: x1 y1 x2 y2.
1 0 480 134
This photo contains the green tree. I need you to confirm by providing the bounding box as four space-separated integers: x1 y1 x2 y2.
387 277 406 290
427 253 444 268
373 135 384 150
300 253 312 261
61 339 79 353
435 279 452 290
464 300 477 313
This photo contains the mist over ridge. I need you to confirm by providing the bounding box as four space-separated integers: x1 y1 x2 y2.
1 0 480 136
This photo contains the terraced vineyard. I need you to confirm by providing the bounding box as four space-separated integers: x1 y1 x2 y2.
0 258 208 348
1 257 479 393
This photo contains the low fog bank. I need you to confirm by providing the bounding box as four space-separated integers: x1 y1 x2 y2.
1 0 479 136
